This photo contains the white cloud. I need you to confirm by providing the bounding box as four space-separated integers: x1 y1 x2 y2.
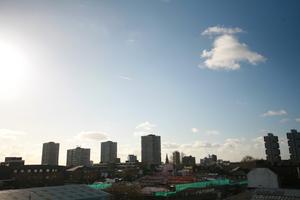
252 136 264 148
280 118 290 123
236 99 248 105
161 137 270 162
162 142 180 149
262 109 287 117
126 39 136 43
193 141 220 148
0 129 27 140
296 118 300 122
202 26 243 36
118 75 132 81
191 128 199 133
0 129 42 164
205 130 220 136
136 121 156 130
76 131 108 141
201 26 265 70
134 121 156 136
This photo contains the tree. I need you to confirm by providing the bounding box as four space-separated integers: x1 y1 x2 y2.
105 184 144 200
241 155 255 162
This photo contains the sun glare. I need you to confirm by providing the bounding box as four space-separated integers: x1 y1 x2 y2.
0 40 31 100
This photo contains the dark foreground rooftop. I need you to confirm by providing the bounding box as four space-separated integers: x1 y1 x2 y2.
0 184 110 200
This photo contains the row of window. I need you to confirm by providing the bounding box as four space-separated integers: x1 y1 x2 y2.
13 168 59 174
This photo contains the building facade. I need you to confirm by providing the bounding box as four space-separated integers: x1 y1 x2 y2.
66 147 90 167
264 133 281 162
100 141 117 163
287 129 300 161
0 157 24 167
127 154 138 163
11 165 65 188
172 151 181 166
200 154 218 166
141 134 161 165
41 142 59 165
182 155 196 166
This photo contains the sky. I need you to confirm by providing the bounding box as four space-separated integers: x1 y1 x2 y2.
0 0 300 165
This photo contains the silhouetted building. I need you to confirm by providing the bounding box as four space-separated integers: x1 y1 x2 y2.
11 165 65 188
67 147 90 167
165 154 169 164
127 155 137 163
41 142 59 165
141 134 161 165
66 165 100 184
211 154 217 162
172 151 181 166
287 129 300 162
101 141 117 163
0 157 24 167
264 133 281 162
114 158 121 163
200 154 217 166
182 155 196 166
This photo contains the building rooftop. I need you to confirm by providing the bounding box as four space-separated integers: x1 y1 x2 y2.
0 184 109 200
252 188 300 200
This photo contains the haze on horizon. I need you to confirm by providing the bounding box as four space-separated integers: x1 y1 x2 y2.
0 0 299 165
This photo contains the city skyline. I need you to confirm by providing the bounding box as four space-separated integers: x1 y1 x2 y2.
1 130 299 166
0 0 300 165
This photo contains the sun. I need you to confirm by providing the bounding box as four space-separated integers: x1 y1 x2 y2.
0 40 31 100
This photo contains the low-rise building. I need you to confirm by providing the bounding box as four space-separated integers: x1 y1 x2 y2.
11 165 65 188
127 155 138 163
0 157 24 167
182 156 196 166
66 165 100 184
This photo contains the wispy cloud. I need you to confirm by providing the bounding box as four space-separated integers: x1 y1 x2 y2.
76 131 108 141
205 130 220 136
191 128 199 133
262 109 287 117
162 142 180 149
280 118 290 123
0 129 27 140
126 39 136 43
296 118 300 122
202 26 243 36
134 121 156 136
200 26 265 70
236 99 248 105
118 75 132 81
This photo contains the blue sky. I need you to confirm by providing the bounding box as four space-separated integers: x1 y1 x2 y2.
0 0 299 164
